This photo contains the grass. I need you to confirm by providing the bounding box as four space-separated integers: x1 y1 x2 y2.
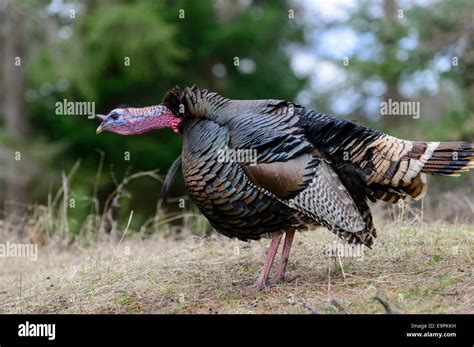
0 165 472 314
0 218 472 314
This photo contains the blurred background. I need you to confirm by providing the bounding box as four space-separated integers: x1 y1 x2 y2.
0 0 473 238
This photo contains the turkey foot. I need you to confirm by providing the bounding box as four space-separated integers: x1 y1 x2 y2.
270 230 295 284
244 234 282 294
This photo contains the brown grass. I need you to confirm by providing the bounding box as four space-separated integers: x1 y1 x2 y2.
0 215 472 314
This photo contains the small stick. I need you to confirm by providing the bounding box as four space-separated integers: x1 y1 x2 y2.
19 272 22 314
330 298 348 314
337 254 346 280
373 295 397 314
302 300 319 314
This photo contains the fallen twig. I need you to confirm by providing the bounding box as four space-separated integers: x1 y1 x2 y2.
302 300 319 314
330 298 348 313
373 295 397 314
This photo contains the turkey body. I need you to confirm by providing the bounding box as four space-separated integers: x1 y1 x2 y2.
163 86 474 247
181 118 314 241
160 86 473 290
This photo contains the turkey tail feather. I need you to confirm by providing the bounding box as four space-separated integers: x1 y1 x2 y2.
421 141 474 176
299 110 473 204
160 155 182 204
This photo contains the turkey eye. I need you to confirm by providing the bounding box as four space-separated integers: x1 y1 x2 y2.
110 113 119 121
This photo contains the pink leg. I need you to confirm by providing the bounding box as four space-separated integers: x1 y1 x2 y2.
245 234 282 293
271 230 295 284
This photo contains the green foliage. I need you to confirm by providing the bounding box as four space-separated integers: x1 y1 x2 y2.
76 2 185 99
342 1 474 191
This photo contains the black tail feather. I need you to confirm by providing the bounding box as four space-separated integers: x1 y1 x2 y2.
160 155 182 204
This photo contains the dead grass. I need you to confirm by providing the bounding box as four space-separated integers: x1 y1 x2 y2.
0 219 472 314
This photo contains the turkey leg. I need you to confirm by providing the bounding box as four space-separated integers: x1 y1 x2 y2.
271 230 295 284
245 233 282 293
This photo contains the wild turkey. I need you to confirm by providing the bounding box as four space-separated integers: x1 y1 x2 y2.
96 86 474 291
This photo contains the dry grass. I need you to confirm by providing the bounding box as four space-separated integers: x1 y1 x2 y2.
0 217 472 314
0 160 472 314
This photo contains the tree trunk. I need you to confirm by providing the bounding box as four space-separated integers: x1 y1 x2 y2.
2 0 31 217
382 0 404 126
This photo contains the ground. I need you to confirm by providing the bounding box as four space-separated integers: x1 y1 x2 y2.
0 220 472 314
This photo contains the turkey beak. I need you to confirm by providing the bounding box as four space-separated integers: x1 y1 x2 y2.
95 114 106 134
